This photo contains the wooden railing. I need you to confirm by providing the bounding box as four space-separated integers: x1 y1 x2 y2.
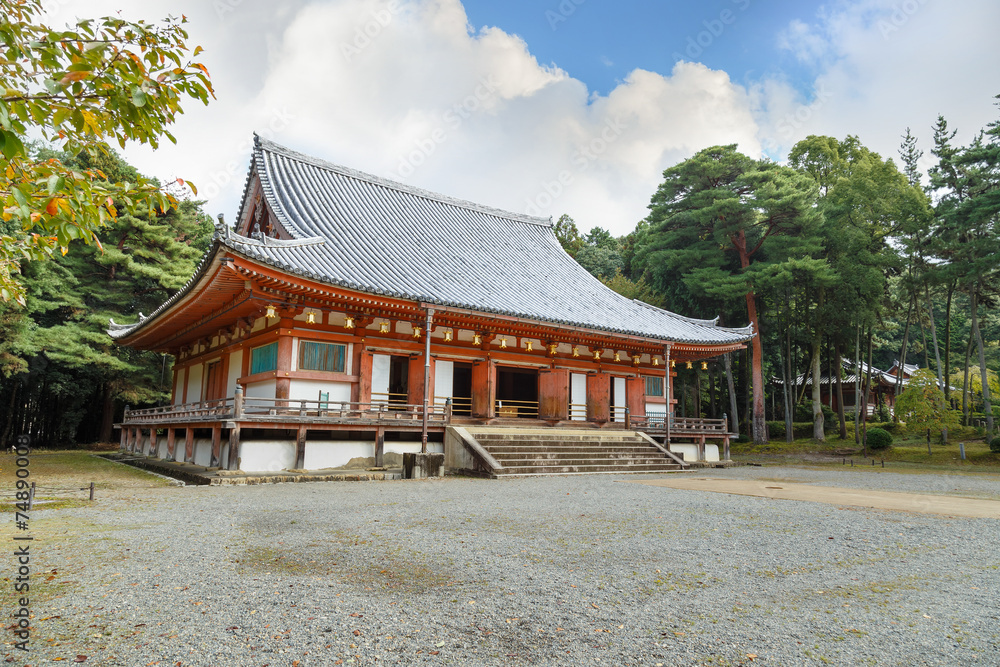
494 399 539 419
436 395 472 416
122 394 452 426
632 412 732 439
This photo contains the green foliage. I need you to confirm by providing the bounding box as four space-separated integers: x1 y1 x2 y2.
866 427 893 450
989 437 1000 453
895 369 960 433
793 403 835 423
575 244 623 279
0 0 214 303
0 148 213 445
600 269 662 305
552 214 583 257
766 421 828 439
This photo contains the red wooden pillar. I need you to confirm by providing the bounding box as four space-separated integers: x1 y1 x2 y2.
586 372 610 423
219 352 231 399
184 428 195 463
626 376 645 419
407 355 433 408
227 425 241 471
358 350 373 404
275 329 293 401
119 427 127 451
210 425 222 468
538 368 569 420
295 425 307 470
166 428 176 460
351 340 365 403
471 360 495 419
149 429 159 458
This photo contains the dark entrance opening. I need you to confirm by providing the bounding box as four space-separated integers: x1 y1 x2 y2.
452 362 472 416
388 355 409 408
495 366 539 418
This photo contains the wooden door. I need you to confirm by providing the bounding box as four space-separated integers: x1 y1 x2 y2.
538 368 569 420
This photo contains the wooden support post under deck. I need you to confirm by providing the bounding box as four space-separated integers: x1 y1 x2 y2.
184 428 194 463
166 428 176 460
697 436 706 462
227 425 241 471
119 428 127 451
294 425 307 470
131 427 139 454
149 429 158 458
210 425 222 468
723 435 731 462
375 427 385 467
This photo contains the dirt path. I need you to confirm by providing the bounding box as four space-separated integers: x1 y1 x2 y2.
629 477 1000 519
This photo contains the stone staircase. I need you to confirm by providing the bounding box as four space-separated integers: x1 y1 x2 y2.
461 428 686 477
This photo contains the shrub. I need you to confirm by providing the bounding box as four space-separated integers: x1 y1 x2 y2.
794 403 835 423
866 427 893 450
737 434 751 444
989 436 1000 453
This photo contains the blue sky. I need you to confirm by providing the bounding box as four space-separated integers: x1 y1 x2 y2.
46 0 1000 235
463 0 824 96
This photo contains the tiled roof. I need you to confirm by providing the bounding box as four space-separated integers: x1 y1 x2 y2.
111 136 753 346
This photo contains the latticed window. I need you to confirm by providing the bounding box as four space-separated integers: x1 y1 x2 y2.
250 342 278 374
298 341 346 373
645 375 664 397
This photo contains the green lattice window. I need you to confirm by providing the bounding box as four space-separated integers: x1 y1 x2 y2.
298 341 346 373
250 342 278 374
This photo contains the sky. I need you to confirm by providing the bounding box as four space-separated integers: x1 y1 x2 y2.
42 0 1000 236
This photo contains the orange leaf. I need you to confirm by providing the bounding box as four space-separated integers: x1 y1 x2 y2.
46 198 60 216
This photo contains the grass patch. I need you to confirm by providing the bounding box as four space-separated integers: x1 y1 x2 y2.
732 429 1000 471
0 450 171 496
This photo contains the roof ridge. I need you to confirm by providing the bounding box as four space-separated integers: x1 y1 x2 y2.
254 135 553 228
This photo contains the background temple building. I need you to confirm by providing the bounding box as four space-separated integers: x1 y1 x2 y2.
109 136 753 477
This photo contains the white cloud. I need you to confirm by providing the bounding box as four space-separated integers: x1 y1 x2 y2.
759 0 1000 170
36 0 1000 238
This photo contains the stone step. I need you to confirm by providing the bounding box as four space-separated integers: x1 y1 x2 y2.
489 450 668 460
497 458 675 467
495 463 682 476
484 443 655 452
476 439 646 448
471 433 640 442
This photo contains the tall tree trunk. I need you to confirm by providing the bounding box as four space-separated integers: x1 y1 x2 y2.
944 282 954 404
0 381 20 447
854 325 861 444
925 284 945 443
708 364 717 419
963 325 974 426
971 285 995 435
695 371 702 419
811 334 824 441
783 291 794 443
835 344 847 439
917 295 929 370
894 295 915 422
735 230 767 444
864 326 874 457
99 383 115 443
724 352 739 435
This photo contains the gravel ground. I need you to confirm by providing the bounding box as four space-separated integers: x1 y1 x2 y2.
4 465 999 666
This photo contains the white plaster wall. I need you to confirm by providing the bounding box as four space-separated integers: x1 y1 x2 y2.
290 336 299 370
570 373 587 420
157 437 169 460
245 380 276 399
304 441 373 470
173 370 184 405
289 379 351 404
227 350 243 395
434 360 454 406
192 437 213 467
645 403 667 420
345 343 354 374
371 354 390 401
186 364 203 404
239 441 296 473
669 443 698 462
667 443 720 463
385 441 444 455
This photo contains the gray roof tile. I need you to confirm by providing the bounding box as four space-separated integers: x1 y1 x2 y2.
111 136 753 346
